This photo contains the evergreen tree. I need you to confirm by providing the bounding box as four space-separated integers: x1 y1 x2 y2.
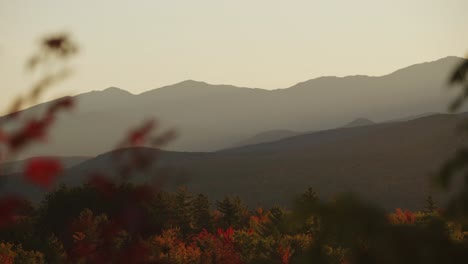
294 187 319 215
424 195 437 213
293 187 321 234
259 206 287 237
173 187 194 235
148 191 173 231
216 196 247 229
298 187 319 205
191 194 213 232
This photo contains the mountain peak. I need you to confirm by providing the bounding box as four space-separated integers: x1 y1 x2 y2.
344 118 375 128
140 80 266 96
288 75 371 89
180 79 207 84
171 80 209 87
102 86 132 94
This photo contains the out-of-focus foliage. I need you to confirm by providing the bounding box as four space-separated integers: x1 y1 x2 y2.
4 33 77 119
436 55 468 225
448 56 468 112
0 242 44 264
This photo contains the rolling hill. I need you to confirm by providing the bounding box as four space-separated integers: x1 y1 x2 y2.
2 112 466 210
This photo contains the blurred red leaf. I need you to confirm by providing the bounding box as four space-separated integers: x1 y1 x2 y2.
152 129 177 147
0 195 22 229
24 157 63 189
131 185 153 202
47 97 74 115
0 130 8 142
8 118 53 152
24 119 52 140
88 174 115 198
128 120 156 146
6 97 73 153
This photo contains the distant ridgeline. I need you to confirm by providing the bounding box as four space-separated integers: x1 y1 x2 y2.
1 111 466 210
0 56 464 158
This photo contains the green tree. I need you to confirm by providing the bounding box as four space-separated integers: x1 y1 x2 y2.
216 196 247 229
259 206 288 237
191 194 213 232
424 195 437 213
173 187 194 235
292 187 321 235
148 191 174 232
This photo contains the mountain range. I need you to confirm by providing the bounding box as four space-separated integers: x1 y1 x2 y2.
3 56 465 158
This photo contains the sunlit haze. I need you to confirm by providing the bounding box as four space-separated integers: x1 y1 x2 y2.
1 0 467 106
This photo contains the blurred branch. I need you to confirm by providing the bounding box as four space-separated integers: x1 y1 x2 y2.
3 32 78 117
449 56 468 113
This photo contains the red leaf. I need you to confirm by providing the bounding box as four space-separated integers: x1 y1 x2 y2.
128 120 156 146
131 185 153 202
0 130 8 142
0 195 22 229
130 132 145 145
24 157 63 189
24 119 50 140
88 174 115 198
47 97 74 115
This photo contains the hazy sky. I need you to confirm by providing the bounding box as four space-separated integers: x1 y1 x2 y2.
1 0 467 107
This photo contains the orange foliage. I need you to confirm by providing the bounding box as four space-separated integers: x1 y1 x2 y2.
149 229 201 264
388 208 416 224
278 245 292 264
193 228 243 264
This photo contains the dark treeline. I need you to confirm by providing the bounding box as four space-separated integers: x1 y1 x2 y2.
1 183 467 264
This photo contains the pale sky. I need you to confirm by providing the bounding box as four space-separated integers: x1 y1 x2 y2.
1 0 467 107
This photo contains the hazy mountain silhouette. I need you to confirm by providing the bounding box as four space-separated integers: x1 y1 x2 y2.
232 118 377 148
2 56 465 158
2 112 466 210
230 129 302 148
344 118 375 128
384 112 441 123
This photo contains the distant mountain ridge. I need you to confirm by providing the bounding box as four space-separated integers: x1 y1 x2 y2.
2 112 467 210
231 129 302 148
2 56 465 158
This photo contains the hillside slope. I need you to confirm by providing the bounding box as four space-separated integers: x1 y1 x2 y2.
2 113 466 210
